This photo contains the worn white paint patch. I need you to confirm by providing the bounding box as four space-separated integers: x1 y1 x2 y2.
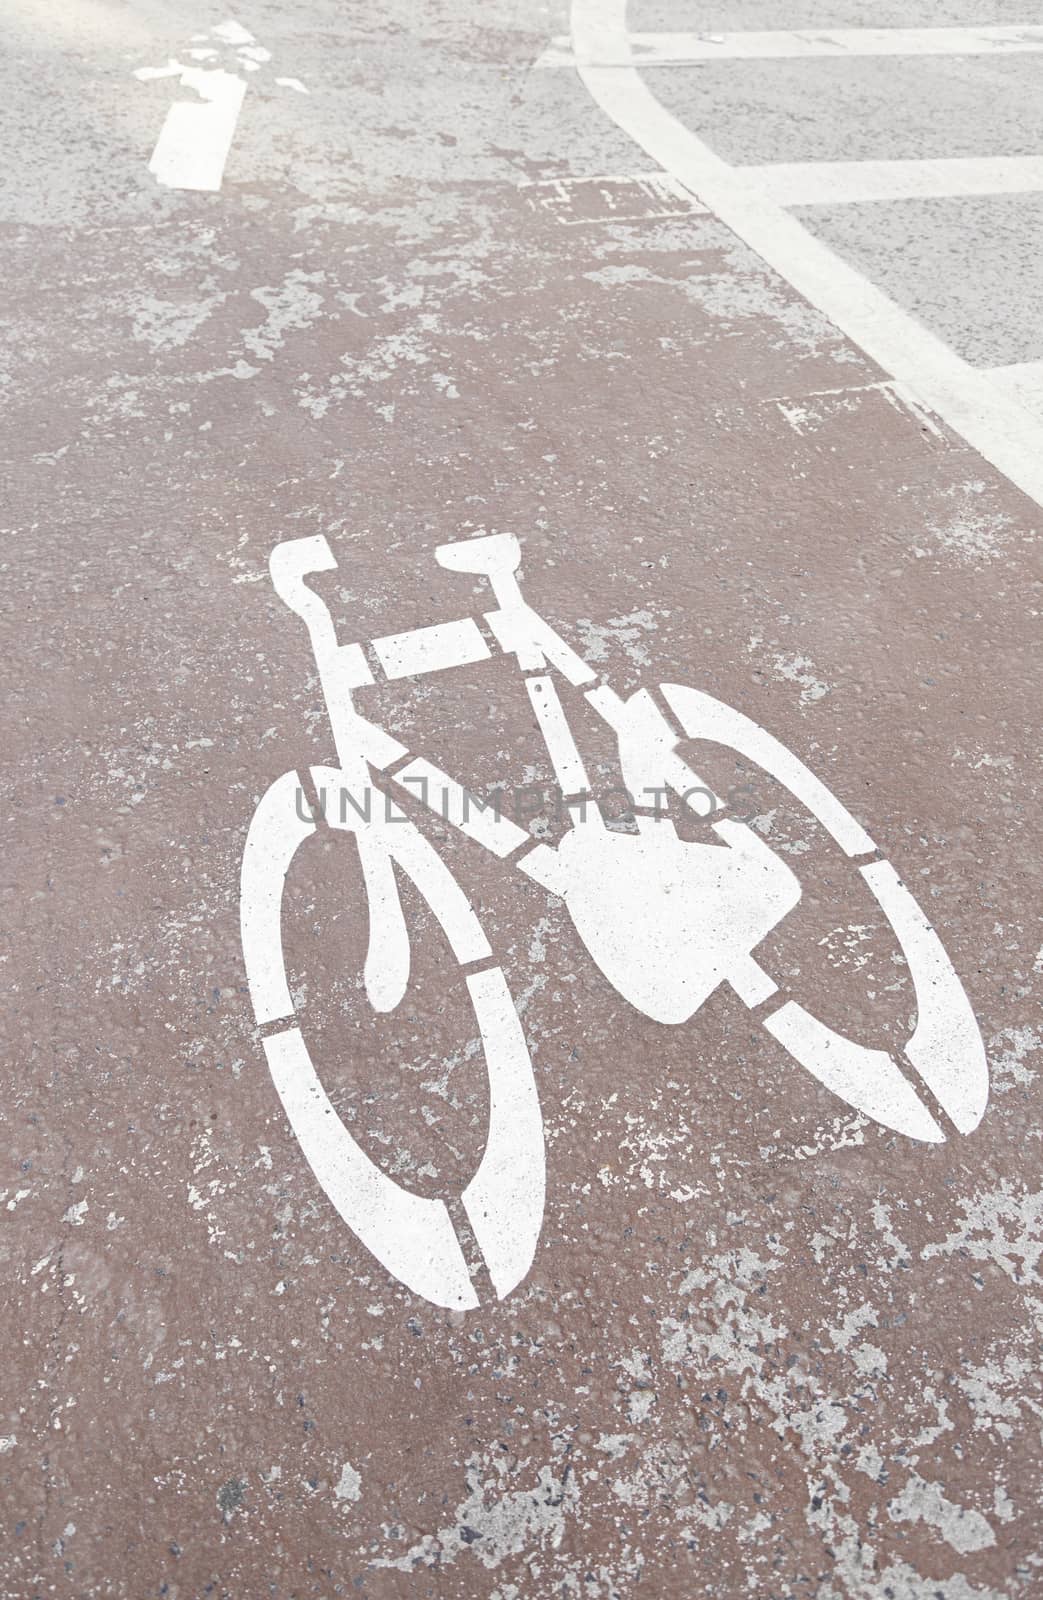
818 923 875 971
519 171 705 223
922 1184 1043 1282
770 651 829 705
333 1461 361 1504
655 1236 1014 1599
372 1453 579 1571
955 1352 1034 1439
244 271 326 361
927 482 1011 563
746 637 831 706
62 1200 88 1226
888 1474 995 1555
987 1026 1041 1093
131 294 225 353
627 1389 655 1424
575 610 658 667
583 256 854 357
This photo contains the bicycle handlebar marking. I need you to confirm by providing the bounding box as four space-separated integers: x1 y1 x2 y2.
239 533 990 1309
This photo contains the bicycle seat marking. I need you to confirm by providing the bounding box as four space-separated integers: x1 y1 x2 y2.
239 532 989 1309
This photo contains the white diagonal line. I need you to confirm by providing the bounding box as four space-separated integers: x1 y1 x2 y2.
539 25 1043 67
985 361 1043 418
744 156 1043 207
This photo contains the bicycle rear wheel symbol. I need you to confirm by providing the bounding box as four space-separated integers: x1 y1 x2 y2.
240 533 989 1308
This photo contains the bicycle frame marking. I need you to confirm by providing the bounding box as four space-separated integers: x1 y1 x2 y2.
239 533 990 1308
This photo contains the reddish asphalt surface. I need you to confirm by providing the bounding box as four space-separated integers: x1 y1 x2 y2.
2 3 1041 1598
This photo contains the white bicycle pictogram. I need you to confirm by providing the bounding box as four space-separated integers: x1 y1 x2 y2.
240 533 989 1310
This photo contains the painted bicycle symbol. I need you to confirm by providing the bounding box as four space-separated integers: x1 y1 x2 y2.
240 533 988 1309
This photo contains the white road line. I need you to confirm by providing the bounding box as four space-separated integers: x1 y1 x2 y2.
540 25 1043 66
526 675 593 797
745 155 1043 207
984 360 1043 417
143 66 246 191
570 0 1043 513
136 18 306 193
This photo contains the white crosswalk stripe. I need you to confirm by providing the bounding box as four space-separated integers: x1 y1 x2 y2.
540 24 1043 66
743 155 1043 206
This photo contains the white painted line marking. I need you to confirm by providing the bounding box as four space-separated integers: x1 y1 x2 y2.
143 66 246 191
461 966 546 1300
393 757 530 857
744 155 1043 208
526 675 592 798
659 685 876 857
862 860 988 1134
571 0 1043 511
240 769 315 1025
985 359 1043 417
136 17 307 192
372 617 491 679
764 1002 945 1143
540 24 1043 66
264 1027 480 1309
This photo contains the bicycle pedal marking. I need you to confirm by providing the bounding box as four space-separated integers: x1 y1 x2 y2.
548 813 800 1025
238 534 990 1309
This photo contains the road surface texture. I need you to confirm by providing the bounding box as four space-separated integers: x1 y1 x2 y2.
1 2 1041 1598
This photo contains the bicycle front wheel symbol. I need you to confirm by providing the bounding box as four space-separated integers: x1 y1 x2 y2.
240 766 546 1310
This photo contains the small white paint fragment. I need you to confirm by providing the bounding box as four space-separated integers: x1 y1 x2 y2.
275 77 309 93
0 1437 16 1455
769 651 830 705
334 1461 362 1504
519 171 705 224
62 1200 88 1226
595 1433 634 1459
